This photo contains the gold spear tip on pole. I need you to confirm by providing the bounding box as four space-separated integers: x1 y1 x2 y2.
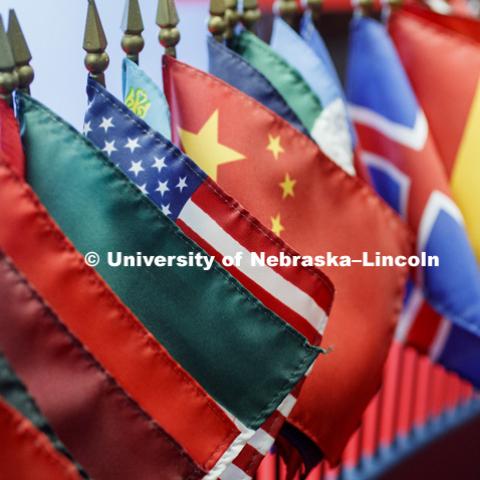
157 0 180 58
224 0 239 40
242 0 261 33
7 9 34 93
306 0 323 22
357 0 374 16
121 0 145 64
83 0 109 86
83 0 107 51
208 0 227 42
0 15 18 99
387 0 403 10
278 0 300 28
157 0 179 27
122 0 144 33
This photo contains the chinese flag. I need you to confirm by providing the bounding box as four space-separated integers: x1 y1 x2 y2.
164 56 412 464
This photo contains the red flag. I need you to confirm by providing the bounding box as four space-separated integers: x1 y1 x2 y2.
0 153 238 474
0 250 205 479
0 99 24 177
163 56 412 464
0 396 84 480
389 5 480 262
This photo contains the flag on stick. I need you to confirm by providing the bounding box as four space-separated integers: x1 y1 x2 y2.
163 54 412 467
390 5 480 263
0 348 88 480
347 15 480 386
18 92 319 478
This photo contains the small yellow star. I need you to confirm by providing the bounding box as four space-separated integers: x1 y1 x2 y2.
266 134 285 160
271 213 285 237
279 173 296 199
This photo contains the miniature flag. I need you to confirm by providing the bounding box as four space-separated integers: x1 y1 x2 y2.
164 55 412 467
85 76 334 478
270 15 355 175
0 248 205 480
0 152 239 476
229 31 325 146
86 76 333 346
347 15 480 386
0 98 24 177
0 349 88 480
208 37 309 136
18 92 319 479
123 58 171 139
390 5 480 263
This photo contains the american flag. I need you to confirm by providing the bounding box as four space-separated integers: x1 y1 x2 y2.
84 76 334 479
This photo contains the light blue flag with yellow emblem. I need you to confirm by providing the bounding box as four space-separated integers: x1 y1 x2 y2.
122 58 171 140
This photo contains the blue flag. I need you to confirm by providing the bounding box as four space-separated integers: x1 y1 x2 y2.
270 15 355 175
208 37 309 136
347 16 480 386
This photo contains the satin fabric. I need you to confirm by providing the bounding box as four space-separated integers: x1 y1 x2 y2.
0 99 24 178
20 93 318 431
0 252 205 480
0 159 236 471
0 352 88 478
208 37 309 137
230 30 323 134
0 396 84 480
163 55 412 463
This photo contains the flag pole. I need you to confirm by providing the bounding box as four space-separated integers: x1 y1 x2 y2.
121 0 145 65
224 0 240 40
241 0 261 33
7 10 34 95
83 0 109 87
278 0 300 29
157 0 180 58
209 0 227 43
0 15 17 103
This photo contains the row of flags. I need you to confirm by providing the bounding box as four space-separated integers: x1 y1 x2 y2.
0 0 479 479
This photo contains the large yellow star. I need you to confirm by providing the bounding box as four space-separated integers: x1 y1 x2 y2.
271 213 285 237
179 110 245 180
267 134 284 160
279 173 296 199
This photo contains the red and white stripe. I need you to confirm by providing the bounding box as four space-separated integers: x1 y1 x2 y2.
218 374 310 480
177 179 333 346
175 179 333 479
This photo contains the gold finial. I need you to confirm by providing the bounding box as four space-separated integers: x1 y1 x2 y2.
0 15 17 100
121 0 144 64
7 10 34 94
387 0 403 10
209 0 227 42
83 0 109 86
242 0 261 32
356 0 374 16
306 0 323 23
157 0 180 58
278 0 299 28
224 0 239 40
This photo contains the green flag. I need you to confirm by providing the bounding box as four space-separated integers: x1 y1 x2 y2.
20 93 318 431
230 31 323 139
